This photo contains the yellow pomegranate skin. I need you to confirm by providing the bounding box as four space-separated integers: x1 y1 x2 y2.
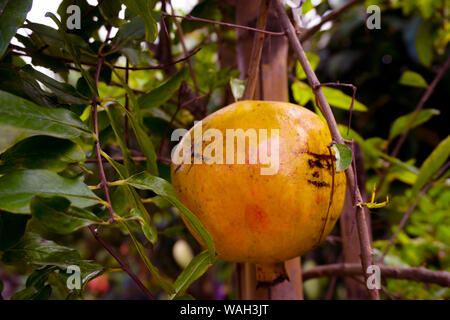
171 100 346 263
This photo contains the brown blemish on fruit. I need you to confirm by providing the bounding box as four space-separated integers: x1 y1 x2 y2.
307 180 330 188
312 171 319 178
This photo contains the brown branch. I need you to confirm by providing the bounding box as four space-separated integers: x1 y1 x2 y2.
87 40 155 300
274 0 379 299
377 56 450 192
161 12 285 36
88 226 154 299
92 56 115 224
302 263 450 287
86 155 172 165
299 0 365 42
168 1 200 96
242 0 271 100
379 160 450 263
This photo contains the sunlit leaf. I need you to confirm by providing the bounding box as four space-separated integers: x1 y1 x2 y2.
322 86 367 111
169 251 214 299
332 143 353 172
412 135 450 197
296 51 320 80
399 70 428 88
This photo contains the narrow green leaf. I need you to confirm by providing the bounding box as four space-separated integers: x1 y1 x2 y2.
21 65 90 104
31 196 103 234
120 220 175 294
0 0 33 57
104 104 136 176
399 70 428 88
332 143 353 172
126 208 158 244
114 103 158 175
322 86 367 111
296 51 320 80
411 135 450 197
124 172 216 261
169 251 213 299
0 91 91 139
0 169 101 214
415 21 433 67
389 109 440 140
45 13 98 96
0 136 85 174
139 68 187 110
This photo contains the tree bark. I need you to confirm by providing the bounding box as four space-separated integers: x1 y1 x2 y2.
235 0 303 300
340 143 372 299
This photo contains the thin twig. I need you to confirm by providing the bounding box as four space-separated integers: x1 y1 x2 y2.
92 57 115 224
302 263 450 287
10 44 201 71
379 160 450 263
88 226 154 299
242 0 271 100
161 12 285 36
274 0 379 299
168 1 200 96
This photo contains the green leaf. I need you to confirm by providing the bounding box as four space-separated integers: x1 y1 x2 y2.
411 135 450 197
169 250 214 299
415 21 433 67
0 211 30 251
21 65 90 104
230 78 246 101
0 91 91 139
139 68 188 110
124 172 216 261
45 13 98 96
322 86 367 111
399 70 428 88
291 81 313 106
114 103 158 175
126 208 157 244
0 136 85 174
0 169 101 214
11 266 55 300
2 233 102 273
99 0 122 26
332 143 353 172
31 196 103 234
114 16 145 47
0 0 33 57
122 0 158 43
296 51 320 80
389 109 440 140
120 220 175 294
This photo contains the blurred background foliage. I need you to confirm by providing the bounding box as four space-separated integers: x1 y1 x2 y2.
0 0 448 300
